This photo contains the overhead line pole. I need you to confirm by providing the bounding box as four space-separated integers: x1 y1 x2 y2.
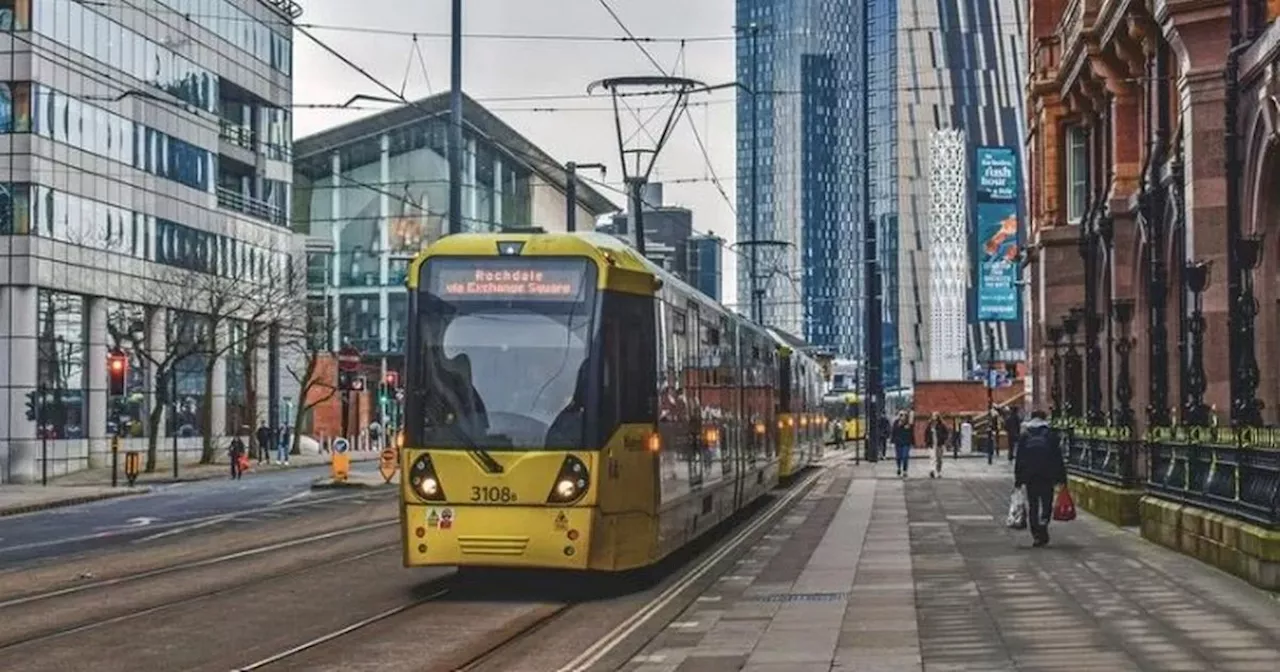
448 0 463 236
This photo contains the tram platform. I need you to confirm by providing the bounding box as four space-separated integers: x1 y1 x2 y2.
619 453 1280 672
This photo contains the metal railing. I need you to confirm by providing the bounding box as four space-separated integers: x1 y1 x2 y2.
1060 422 1138 488
1059 419 1280 528
216 187 285 226
1145 426 1280 529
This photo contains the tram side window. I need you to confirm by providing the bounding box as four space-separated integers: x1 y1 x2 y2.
600 293 658 437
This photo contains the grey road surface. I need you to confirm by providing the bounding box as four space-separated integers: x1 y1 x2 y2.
0 462 385 567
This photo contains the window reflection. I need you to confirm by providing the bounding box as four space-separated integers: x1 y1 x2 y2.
29 1 218 111
105 301 148 437
224 319 249 435
340 294 380 353
36 290 87 439
0 81 31 133
31 86 212 192
0 182 31 234
0 0 30 31
153 0 292 75
168 311 207 437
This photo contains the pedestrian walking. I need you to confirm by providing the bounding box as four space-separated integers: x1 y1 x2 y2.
229 437 246 480
891 411 914 477
255 423 271 463
277 424 291 465
1005 407 1022 462
925 412 949 478
1013 409 1067 547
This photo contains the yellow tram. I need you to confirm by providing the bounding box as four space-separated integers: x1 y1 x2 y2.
398 229 831 572
767 328 829 478
822 393 866 442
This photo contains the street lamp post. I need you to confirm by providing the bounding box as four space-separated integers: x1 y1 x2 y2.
1047 324 1064 418
1184 260 1212 426
1112 298 1136 429
1063 308 1082 418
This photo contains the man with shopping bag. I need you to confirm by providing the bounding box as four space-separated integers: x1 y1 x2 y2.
1013 409 1067 547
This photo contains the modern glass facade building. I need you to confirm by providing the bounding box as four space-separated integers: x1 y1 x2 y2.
737 0 1027 390
736 0 898 382
0 0 301 483
294 92 617 421
897 0 1027 381
688 234 723 302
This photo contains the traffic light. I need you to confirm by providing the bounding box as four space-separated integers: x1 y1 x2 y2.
350 375 366 392
384 371 399 389
25 390 39 422
337 369 350 391
108 348 128 396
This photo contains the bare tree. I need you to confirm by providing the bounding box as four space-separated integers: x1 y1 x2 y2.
106 271 207 473
280 269 338 455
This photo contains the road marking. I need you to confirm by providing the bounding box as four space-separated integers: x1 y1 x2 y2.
0 519 398 609
234 588 449 671
271 490 315 507
0 491 384 556
555 468 823 672
136 515 236 542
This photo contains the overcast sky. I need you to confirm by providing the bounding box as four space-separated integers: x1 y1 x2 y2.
292 0 742 304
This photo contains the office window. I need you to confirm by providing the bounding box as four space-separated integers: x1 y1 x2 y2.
1064 126 1088 223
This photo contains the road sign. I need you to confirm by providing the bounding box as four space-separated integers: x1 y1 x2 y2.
333 437 350 454
379 448 399 483
337 345 362 372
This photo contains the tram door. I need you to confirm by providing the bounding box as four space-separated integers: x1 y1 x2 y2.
685 304 705 489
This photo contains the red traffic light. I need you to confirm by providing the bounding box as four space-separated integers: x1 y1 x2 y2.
109 357 125 373
385 371 399 387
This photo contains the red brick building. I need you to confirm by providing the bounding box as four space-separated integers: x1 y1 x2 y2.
1027 0 1280 431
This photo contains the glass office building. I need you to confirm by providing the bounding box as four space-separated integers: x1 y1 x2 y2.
688 235 723 302
294 92 617 384
736 0 895 376
738 0 1026 389
896 1 1027 381
0 0 301 483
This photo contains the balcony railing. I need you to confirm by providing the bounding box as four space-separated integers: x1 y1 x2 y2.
217 187 285 226
218 119 294 162
219 119 255 151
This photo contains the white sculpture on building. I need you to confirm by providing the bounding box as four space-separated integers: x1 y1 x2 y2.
928 129 968 381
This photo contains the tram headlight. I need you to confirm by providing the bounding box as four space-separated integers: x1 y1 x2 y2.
554 478 578 500
547 454 590 504
409 454 447 502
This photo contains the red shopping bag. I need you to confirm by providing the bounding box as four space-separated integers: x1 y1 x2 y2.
1052 487 1076 522
237 453 251 472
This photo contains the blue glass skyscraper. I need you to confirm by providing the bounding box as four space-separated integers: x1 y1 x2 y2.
738 0 1026 389
736 0 873 360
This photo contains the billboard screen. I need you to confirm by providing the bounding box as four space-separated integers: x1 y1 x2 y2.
973 146 1021 322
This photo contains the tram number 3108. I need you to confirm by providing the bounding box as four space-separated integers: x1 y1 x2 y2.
471 486 517 503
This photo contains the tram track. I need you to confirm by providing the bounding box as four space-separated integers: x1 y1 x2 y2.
233 582 573 672
0 521 401 652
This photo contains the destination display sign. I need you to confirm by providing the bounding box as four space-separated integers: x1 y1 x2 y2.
427 259 591 301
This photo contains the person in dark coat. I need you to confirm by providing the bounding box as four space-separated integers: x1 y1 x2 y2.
1005 407 1022 462
891 411 914 477
925 412 949 478
1013 410 1067 547
229 437 246 480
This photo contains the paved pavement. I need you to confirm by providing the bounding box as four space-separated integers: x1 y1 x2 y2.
616 453 1280 672
0 459 387 567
